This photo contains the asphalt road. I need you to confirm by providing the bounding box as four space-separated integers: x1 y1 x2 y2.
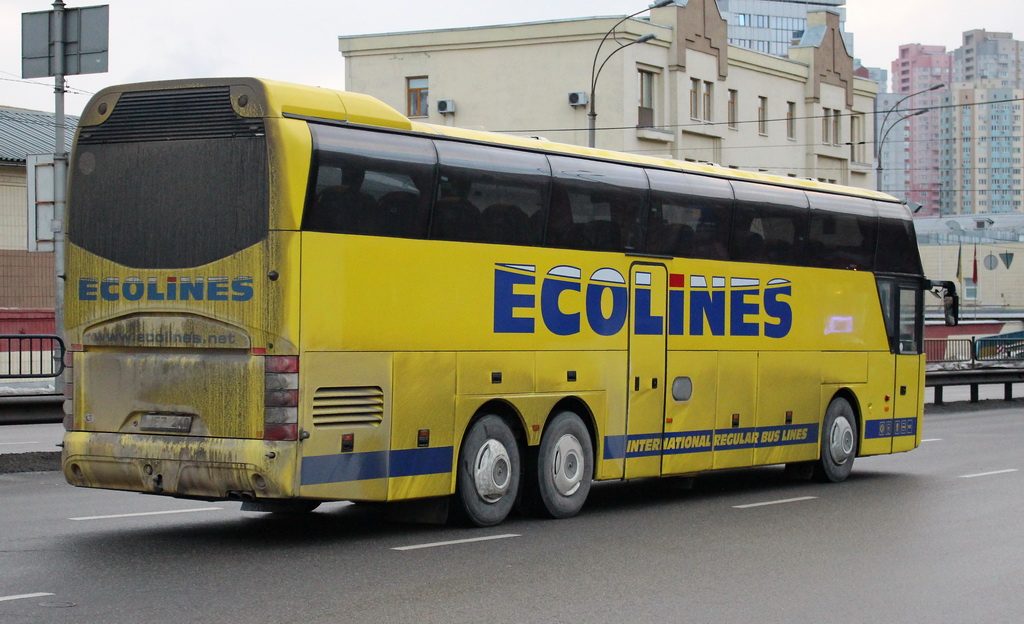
1 402 1022 624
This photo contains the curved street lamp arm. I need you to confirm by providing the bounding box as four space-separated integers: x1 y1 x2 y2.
590 1 673 94
877 83 945 160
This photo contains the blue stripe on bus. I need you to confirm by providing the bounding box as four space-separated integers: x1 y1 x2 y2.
300 446 454 486
864 418 917 439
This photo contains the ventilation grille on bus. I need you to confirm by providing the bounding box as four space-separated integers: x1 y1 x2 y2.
78 87 265 144
312 386 385 426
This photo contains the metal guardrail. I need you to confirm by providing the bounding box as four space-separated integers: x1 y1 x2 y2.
924 337 1024 365
925 337 1024 404
0 335 66 379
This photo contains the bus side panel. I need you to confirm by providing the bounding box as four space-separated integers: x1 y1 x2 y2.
537 350 624 480
712 352 758 470
297 351 391 502
388 351 457 501
892 354 924 453
859 351 898 456
661 350 716 476
753 351 821 466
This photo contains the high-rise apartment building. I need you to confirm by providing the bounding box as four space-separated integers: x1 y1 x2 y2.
879 30 1024 216
885 44 951 216
954 29 1024 86
940 84 1024 214
940 30 1024 215
717 0 849 58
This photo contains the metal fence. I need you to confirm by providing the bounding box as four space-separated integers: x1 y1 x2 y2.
0 335 66 379
925 337 1024 365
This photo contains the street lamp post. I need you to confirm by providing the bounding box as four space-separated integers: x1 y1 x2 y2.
875 83 945 191
588 0 672 148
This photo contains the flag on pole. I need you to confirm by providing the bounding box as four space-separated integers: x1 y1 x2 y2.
956 244 962 281
973 245 978 284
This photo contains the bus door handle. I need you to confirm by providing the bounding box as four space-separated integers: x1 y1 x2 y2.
634 377 658 391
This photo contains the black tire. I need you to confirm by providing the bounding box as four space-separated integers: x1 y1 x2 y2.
455 414 520 527
535 411 593 519
815 396 857 483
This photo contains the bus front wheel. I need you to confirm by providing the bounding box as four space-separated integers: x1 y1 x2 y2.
535 411 593 519
456 414 520 527
815 397 857 483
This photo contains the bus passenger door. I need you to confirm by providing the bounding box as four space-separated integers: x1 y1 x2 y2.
624 265 668 479
892 282 923 452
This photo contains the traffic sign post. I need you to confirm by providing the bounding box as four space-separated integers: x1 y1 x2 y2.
21 1 108 397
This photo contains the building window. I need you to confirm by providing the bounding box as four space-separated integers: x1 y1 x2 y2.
964 277 977 301
638 69 655 128
833 110 841 146
786 101 796 139
822 108 831 144
407 77 428 117
728 90 738 130
690 78 701 120
758 96 768 135
702 81 713 122
851 114 865 162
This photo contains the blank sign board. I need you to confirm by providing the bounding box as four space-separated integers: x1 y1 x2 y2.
22 5 109 79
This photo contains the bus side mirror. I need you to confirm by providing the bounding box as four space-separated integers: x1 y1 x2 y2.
929 280 959 327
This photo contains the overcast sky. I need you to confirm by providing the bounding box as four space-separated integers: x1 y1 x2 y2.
2 0 1022 117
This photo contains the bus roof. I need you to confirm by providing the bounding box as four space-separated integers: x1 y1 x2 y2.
80 77 901 204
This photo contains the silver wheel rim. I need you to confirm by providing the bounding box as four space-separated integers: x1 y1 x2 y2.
473 439 511 503
829 415 855 464
551 433 584 496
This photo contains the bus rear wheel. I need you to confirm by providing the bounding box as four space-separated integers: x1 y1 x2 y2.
455 414 520 527
815 396 857 483
534 411 593 519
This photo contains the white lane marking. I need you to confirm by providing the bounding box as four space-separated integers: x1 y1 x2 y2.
0 441 40 446
392 533 521 551
0 593 55 603
960 469 1019 479
922 438 942 442
733 496 817 509
69 507 223 521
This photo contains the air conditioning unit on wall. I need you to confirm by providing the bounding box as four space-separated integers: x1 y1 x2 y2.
437 99 456 114
568 92 588 107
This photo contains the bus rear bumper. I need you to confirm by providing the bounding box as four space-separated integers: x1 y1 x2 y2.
61 432 299 502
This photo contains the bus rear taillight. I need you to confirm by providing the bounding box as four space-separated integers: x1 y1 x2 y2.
264 355 298 441
62 347 78 431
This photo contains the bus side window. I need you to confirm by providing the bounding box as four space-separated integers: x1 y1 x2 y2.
877 278 897 351
432 142 549 245
432 175 483 241
898 284 921 354
730 182 808 266
546 156 647 253
875 202 923 275
807 192 878 271
303 124 436 238
645 169 733 258
309 164 377 234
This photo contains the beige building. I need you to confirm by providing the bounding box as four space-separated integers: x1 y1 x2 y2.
916 215 1024 318
338 0 877 189
0 107 70 320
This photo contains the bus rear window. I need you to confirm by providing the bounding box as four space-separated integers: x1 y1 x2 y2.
68 87 269 269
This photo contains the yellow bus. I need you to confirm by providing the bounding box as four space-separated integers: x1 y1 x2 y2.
61 78 957 526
